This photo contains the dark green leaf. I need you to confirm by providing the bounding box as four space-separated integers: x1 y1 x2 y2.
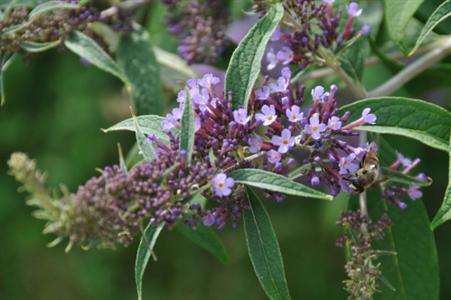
133 115 154 161
229 168 333 201
103 114 170 144
225 3 283 109
410 0 451 55
381 167 432 187
364 193 439 300
341 97 451 152
431 134 451 229
244 187 291 300
20 40 61 53
135 223 164 300
29 0 78 19
179 92 195 164
64 31 127 82
117 24 162 115
176 223 228 263
384 0 424 48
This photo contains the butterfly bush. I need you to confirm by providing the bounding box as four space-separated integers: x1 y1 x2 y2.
9 71 429 249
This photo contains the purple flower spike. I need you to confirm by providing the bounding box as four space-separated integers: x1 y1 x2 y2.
233 108 250 125
327 116 342 130
271 129 295 154
361 108 377 124
311 86 325 102
347 2 362 17
267 149 282 164
256 86 270 100
286 105 303 123
212 173 235 197
256 105 277 126
305 113 327 140
339 153 359 175
248 136 263 153
407 185 422 200
270 76 289 93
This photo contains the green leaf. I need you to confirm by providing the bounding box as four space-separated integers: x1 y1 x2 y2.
117 24 162 115
384 0 424 48
29 0 78 19
0 54 16 106
244 187 291 300
102 114 170 144
381 167 432 187
364 194 440 300
64 31 127 82
176 223 228 263
229 168 333 201
341 97 451 152
133 115 154 161
409 0 451 55
20 40 61 53
117 143 127 172
135 223 164 300
179 92 195 164
431 134 451 229
225 3 283 109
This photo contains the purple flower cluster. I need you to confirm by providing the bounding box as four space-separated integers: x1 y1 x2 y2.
161 0 229 64
264 0 369 70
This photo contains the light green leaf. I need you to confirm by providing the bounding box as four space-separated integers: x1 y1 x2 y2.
20 40 61 53
117 24 162 115
229 168 333 201
431 134 451 229
341 97 451 152
179 92 195 164
176 223 228 263
409 0 451 55
225 3 283 109
135 223 164 300
29 0 78 19
0 54 16 106
133 115 154 161
102 114 170 144
244 187 291 300
382 167 432 187
364 193 440 300
384 0 424 48
117 143 127 172
64 31 127 82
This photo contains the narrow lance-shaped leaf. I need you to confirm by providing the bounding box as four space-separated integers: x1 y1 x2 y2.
20 40 61 53
431 134 451 229
176 223 228 263
28 0 78 19
117 24 163 115
135 223 164 300
243 187 291 300
64 31 127 82
102 115 171 144
384 0 424 49
179 92 195 164
410 0 451 56
229 168 333 201
133 115 155 161
1 54 16 106
225 3 283 109
340 97 451 152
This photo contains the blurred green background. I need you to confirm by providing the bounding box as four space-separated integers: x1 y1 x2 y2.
1 1 451 299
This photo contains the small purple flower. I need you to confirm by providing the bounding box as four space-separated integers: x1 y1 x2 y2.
407 185 422 200
162 108 183 131
256 86 270 100
267 149 282 164
311 86 325 102
256 105 277 126
248 136 263 153
277 47 294 65
362 108 377 124
339 153 359 175
305 113 327 140
212 173 235 197
271 129 295 154
198 73 220 89
327 116 342 130
203 212 215 227
195 117 201 132
361 24 371 36
286 105 303 123
177 90 186 105
396 152 412 167
311 176 320 186
281 67 291 80
281 96 290 106
347 2 362 17
191 87 210 111
267 49 278 70
270 76 289 93
233 108 250 125
271 28 282 41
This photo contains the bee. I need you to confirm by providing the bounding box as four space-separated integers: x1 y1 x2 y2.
349 143 380 193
